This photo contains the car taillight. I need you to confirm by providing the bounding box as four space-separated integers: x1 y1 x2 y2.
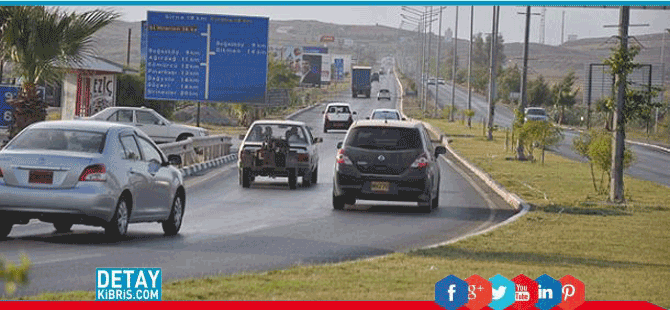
410 153 429 169
79 164 107 182
336 149 353 165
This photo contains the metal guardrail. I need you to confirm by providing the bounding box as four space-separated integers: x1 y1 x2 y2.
158 135 233 168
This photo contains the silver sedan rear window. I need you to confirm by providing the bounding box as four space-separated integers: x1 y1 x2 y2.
6 129 106 153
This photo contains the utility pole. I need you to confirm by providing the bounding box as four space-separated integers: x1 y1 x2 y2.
126 28 132 68
540 7 546 45
467 6 474 127
426 6 433 111
517 6 534 159
658 29 668 133
561 11 565 45
421 7 428 110
435 6 444 117
487 6 499 140
610 6 630 203
450 6 459 121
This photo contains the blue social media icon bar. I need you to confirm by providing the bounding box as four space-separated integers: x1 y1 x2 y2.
96 268 162 301
435 274 579 310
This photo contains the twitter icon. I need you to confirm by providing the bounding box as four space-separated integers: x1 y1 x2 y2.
489 274 515 310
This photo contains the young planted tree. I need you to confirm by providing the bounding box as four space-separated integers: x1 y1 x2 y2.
518 120 563 164
0 6 119 137
552 71 579 125
573 129 634 194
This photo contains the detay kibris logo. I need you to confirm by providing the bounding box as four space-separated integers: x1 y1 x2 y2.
96 267 161 301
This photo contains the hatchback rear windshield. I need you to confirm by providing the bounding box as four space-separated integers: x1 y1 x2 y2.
6 128 106 153
345 127 422 150
371 111 400 120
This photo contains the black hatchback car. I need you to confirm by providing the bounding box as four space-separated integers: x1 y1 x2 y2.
332 120 446 212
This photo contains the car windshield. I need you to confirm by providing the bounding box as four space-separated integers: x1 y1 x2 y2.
345 126 422 150
245 124 308 145
327 106 350 113
379 90 389 93
527 108 546 116
6 128 106 153
371 111 400 120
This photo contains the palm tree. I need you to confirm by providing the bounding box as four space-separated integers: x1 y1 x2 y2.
0 6 119 137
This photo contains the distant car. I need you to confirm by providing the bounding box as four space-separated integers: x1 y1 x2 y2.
377 89 392 100
0 120 186 239
238 120 321 189
437 79 446 85
524 107 549 122
427 78 437 85
371 72 380 83
366 109 405 121
323 103 357 133
332 120 446 213
87 107 209 143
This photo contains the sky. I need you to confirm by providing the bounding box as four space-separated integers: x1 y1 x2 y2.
65 5 670 45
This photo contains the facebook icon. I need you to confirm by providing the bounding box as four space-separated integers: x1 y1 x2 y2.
435 275 468 310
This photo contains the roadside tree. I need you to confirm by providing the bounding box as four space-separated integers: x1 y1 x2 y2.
0 6 119 138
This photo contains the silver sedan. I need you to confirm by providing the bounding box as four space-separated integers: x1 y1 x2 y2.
0 120 186 239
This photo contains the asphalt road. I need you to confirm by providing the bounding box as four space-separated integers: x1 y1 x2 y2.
428 82 670 187
1 72 515 297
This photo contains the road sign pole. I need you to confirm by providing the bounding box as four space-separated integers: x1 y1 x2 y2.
201 23 212 100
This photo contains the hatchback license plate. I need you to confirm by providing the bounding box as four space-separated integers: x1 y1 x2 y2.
371 181 390 193
29 170 53 184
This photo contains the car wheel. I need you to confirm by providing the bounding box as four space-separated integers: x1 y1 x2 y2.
332 192 346 210
54 222 73 233
176 134 193 142
241 168 251 188
311 166 318 184
288 169 297 189
432 189 440 209
0 222 12 239
105 197 130 238
302 170 312 187
418 192 432 213
162 194 184 236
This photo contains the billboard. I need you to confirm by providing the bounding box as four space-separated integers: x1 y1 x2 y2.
145 11 269 103
89 74 116 115
334 58 344 81
301 54 322 86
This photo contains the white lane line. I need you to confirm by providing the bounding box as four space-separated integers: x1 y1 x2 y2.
33 253 105 266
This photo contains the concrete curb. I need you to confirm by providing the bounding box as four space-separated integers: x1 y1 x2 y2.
180 153 238 178
558 124 670 154
394 67 528 212
286 102 324 120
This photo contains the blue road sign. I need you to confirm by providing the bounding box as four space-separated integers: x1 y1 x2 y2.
145 11 268 103
0 85 19 128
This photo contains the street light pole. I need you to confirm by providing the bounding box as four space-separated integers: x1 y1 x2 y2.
450 6 459 122
435 6 444 117
658 29 668 133
486 6 499 140
467 6 474 127
517 6 532 159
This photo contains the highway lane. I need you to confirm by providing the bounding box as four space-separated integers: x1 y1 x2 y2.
1 72 515 297
428 81 670 187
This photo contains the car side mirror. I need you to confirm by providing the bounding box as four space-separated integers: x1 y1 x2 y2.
365 117 370 120
336 141 343 149
434 146 447 157
239 134 246 140
313 137 323 144
352 111 357 115
401 118 407 121
167 154 182 166
322 111 325 114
